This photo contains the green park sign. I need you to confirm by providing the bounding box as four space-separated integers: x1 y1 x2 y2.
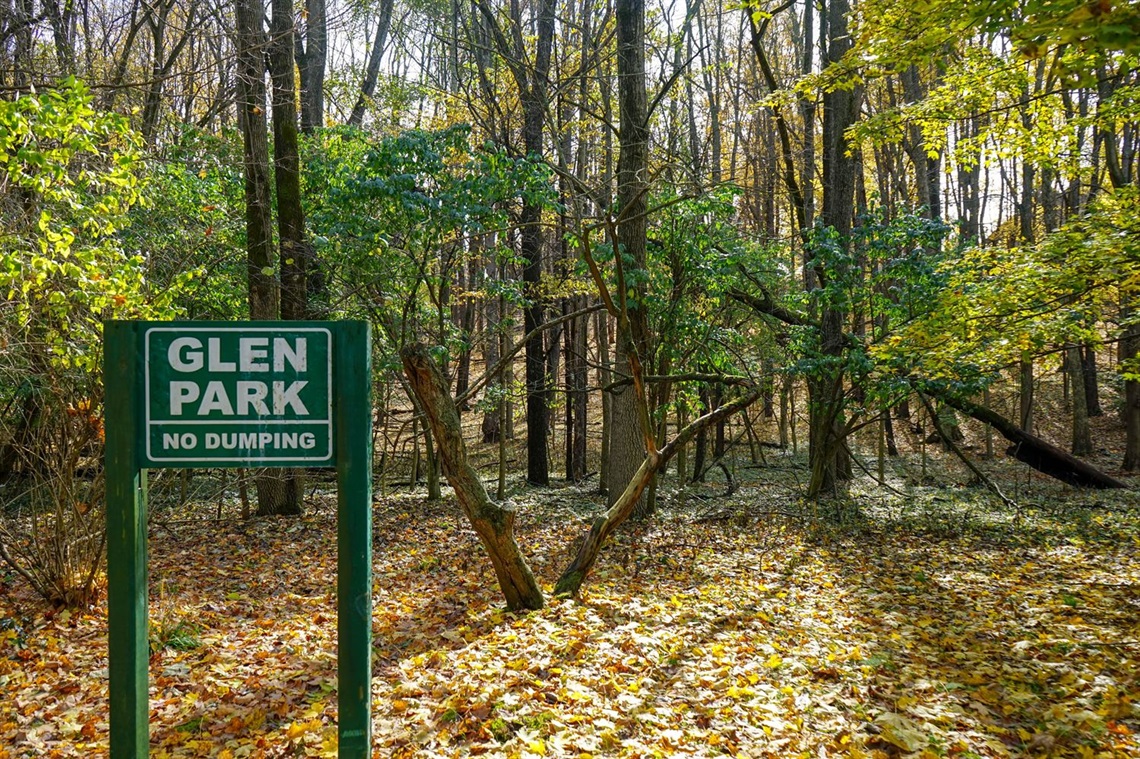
143 326 333 466
104 321 373 759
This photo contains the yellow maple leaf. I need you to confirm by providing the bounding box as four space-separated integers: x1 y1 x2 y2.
285 719 321 740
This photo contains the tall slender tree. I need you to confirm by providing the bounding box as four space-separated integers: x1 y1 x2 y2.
474 0 556 485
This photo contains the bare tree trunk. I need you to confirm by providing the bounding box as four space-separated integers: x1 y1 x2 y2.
482 251 502 442
609 0 652 516
257 0 313 516
1019 358 1034 435
401 345 544 611
596 309 612 494
1082 345 1103 417
348 0 395 128
236 0 293 515
1123 309 1140 471
692 384 708 482
1066 344 1092 455
521 0 555 486
236 0 277 321
566 297 588 481
296 0 327 131
807 0 858 498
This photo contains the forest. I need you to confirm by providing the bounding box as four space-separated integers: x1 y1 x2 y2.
1 0 1139 755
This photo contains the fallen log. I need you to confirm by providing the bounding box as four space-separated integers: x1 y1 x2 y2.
940 395 1129 489
728 284 1131 491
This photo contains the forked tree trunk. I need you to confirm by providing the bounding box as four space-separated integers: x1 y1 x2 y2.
401 344 544 611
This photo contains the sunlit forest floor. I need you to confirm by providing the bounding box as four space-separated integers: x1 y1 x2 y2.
2 425 1138 758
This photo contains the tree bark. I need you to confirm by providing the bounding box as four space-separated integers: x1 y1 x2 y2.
236 0 277 321
1123 309 1140 471
236 0 293 516
348 0 395 128
269 0 310 324
1067 344 1092 456
1082 344 1102 417
1019 358 1035 435
296 0 326 131
401 344 544 611
608 0 652 516
254 0 312 517
807 0 858 498
481 252 503 443
566 298 588 481
521 0 555 486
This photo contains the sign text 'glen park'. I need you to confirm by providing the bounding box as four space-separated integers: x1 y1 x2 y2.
144 326 333 466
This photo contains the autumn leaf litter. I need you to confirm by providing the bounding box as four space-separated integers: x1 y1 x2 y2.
2 470 1139 758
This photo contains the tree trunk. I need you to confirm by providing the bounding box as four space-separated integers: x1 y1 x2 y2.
251 0 311 517
566 298 588 482
296 0 327 132
471 0 556 483
1123 311 1140 471
269 0 311 323
514 0 556 486
235 0 292 514
807 0 858 498
609 0 652 516
348 0 395 128
401 344 544 611
1019 358 1034 434
596 309 612 494
1082 344 1102 417
692 384 708 482
236 0 277 321
481 254 502 443
1066 344 1092 456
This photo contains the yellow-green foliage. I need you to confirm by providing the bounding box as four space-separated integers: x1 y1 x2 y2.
0 78 186 373
874 187 1140 383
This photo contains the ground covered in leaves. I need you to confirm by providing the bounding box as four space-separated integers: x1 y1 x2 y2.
2 458 1139 758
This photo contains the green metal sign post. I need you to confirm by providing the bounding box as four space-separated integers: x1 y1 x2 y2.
104 321 372 758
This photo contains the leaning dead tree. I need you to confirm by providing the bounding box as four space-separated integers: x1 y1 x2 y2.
401 344 545 611
940 395 1128 489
